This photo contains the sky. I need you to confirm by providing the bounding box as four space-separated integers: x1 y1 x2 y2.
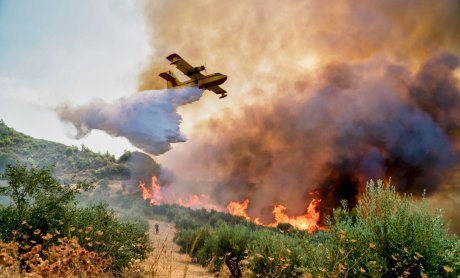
0 0 151 156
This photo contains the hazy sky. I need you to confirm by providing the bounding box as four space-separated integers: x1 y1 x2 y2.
0 0 151 156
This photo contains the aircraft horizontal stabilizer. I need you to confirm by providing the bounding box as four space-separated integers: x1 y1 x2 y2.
159 72 175 81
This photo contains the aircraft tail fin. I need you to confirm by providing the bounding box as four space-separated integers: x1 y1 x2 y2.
159 71 181 88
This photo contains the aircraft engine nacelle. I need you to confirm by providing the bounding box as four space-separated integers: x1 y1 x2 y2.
194 66 205 72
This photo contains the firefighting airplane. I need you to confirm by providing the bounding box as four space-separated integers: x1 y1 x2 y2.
159 53 228 99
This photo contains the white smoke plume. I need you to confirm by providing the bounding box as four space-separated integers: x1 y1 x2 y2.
56 88 203 155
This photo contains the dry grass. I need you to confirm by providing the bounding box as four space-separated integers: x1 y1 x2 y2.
0 237 110 277
139 220 213 278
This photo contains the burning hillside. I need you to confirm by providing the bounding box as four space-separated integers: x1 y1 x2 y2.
139 176 320 232
150 52 460 228
137 0 460 230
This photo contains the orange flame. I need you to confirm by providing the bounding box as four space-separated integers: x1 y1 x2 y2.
268 199 320 233
226 195 320 233
175 195 223 211
139 176 162 205
139 176 223 211
140 177 320 232
226 199 251 220
139 182 151 201
150 176 162 204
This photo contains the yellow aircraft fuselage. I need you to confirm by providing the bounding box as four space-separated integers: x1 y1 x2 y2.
170 73 227 90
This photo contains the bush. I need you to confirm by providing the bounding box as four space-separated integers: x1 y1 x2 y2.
174 212 202 230
68 204 151 273
94 165 130 179
196 223 252 277
0 164 150 275
0 164 91 248
174 226 211 256
313 180 460 277
248 229 314 277
311 209 384 277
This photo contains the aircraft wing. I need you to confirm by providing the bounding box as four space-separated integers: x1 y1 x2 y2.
166 53 204 79
208 86 228 99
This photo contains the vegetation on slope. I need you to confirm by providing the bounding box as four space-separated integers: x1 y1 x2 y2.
0 164 151 276
0 119 164 195
0 119 133 182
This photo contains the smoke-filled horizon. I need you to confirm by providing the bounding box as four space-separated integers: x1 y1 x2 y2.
56 88 203 155
136 0 460 229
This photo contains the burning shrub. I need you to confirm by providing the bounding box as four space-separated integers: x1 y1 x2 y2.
148 203 254 229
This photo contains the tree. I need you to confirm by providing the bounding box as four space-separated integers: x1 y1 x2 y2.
0 163 92 224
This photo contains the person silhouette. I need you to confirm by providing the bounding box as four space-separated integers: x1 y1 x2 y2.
155 223 159 235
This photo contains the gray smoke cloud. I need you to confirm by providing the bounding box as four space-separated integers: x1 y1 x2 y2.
56 88 203 155
160 52 460 226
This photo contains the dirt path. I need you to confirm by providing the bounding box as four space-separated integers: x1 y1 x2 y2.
141 220 214 278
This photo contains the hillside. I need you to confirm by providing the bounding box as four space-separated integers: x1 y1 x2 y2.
0 119 159 185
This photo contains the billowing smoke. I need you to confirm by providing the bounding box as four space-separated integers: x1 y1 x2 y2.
161 53 460 223
56 88 203 155
136 0 460 228
317 52 460 217
138 0 460 93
